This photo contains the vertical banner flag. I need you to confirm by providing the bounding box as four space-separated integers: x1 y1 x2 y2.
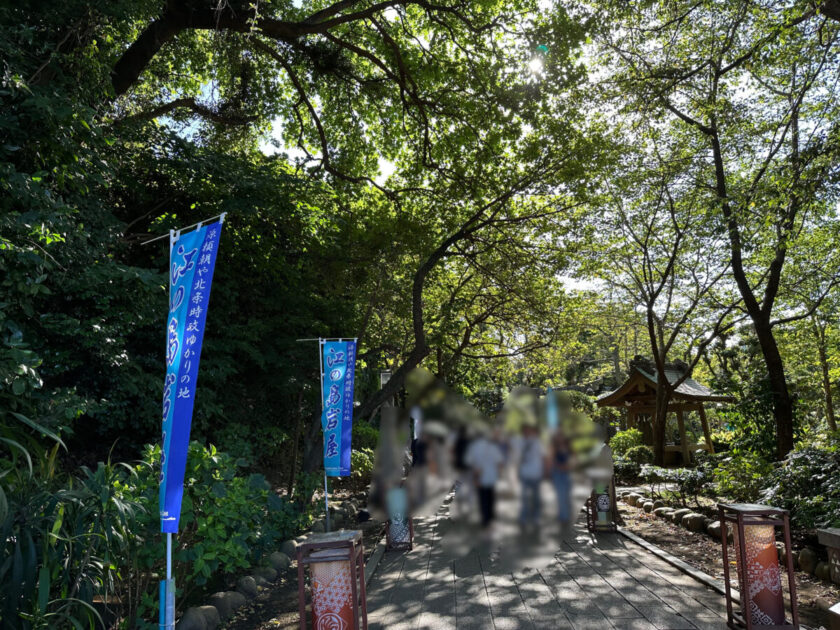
321 340 356 476
160 221 223 533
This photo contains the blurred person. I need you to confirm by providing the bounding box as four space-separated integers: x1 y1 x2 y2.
410 429 428 505
518 423 544 527
453 426 473 516
550 430 573 527
465 428 504 530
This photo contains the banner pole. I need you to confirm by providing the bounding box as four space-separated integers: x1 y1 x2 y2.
318 338 330 532
163 230 177 630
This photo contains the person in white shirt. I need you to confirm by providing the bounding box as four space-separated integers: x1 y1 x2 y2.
465 429 504 528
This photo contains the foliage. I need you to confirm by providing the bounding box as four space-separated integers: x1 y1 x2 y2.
350 448 375 480
351 422 380 453
761 434 840 529
624 444 654 465
610 428 643 457
713 451 774 503
613 459 641 484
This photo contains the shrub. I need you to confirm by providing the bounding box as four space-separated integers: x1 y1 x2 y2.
713 450 773 503
625 444 654 464
761 438 840 529
352 422 380 452
613 459 641 484
611 429 643 457
351 447 375 479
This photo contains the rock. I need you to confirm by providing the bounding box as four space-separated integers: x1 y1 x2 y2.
196 605 220 629
672 508 692 524
816 561 831 581
236 575 258 599
312 520 326 533
816 597 835 611
269 551 292 572
791 550 800 570
799 547 818 574
359 519 380 532
254 566 278 582
643 501 654 513
207 591 245 620
683 513 707 532
280 539 298 558
653 507 673 518
707 520 722 540
253 574 270 588
177 607 207 630
652 500 666 509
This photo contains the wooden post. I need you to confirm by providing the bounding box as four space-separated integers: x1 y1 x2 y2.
628 408 636 429
676 407 691 465
698 406 714 454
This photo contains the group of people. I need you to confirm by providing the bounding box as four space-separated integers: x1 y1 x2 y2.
444 423 574 533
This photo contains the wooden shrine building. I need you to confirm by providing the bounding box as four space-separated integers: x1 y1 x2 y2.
596 360 734 465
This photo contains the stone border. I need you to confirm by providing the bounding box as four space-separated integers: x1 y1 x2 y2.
364 537 387 584
617 526 738 603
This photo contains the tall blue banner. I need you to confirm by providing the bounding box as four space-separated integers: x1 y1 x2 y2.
159 221 223 533
321 340 356 477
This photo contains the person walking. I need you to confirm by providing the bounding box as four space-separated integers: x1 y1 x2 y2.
465 427 504 532
518 423 544 528
550 430 573 529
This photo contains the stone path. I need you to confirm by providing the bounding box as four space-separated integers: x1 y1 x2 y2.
365 484 729 630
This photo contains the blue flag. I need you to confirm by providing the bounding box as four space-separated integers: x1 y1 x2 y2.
159 222 222 533
321 340 356 477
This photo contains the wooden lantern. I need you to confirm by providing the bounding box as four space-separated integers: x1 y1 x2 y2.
297 530 368 630
718 503 799 629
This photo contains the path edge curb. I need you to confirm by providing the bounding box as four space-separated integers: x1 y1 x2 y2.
617 525 741 604
364 533 386 584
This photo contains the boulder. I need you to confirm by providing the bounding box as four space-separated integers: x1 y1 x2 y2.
682 513 707 533
671 508 692 524
816 561 831 581
196 605 220 629
254 566 278 582
791 550 800 571
311 520 326 533
653 507 673 518
359 519 380 533
236 575 258 599
652 500 666 509
252 574 270 588
799 547 819 574
705 521 733 543
269 551 292 572
280 539 298 558
643 501 654 513
177 607 207 630
207 591 245 620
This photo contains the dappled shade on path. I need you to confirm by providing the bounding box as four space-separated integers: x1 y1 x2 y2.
365 484 729 630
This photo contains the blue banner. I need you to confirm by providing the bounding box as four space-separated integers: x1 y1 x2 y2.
159 221 222 533
321 340 356 477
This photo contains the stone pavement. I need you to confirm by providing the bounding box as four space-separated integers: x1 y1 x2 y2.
365 484 729 630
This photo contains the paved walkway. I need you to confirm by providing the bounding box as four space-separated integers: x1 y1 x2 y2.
366 485 729 630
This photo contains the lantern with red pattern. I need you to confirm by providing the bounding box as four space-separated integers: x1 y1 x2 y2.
297 530 368 630
718 503 799 629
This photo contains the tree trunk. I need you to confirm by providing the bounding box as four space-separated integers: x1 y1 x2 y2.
652 384 668 466
753 319 795 457
817 333 838 432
